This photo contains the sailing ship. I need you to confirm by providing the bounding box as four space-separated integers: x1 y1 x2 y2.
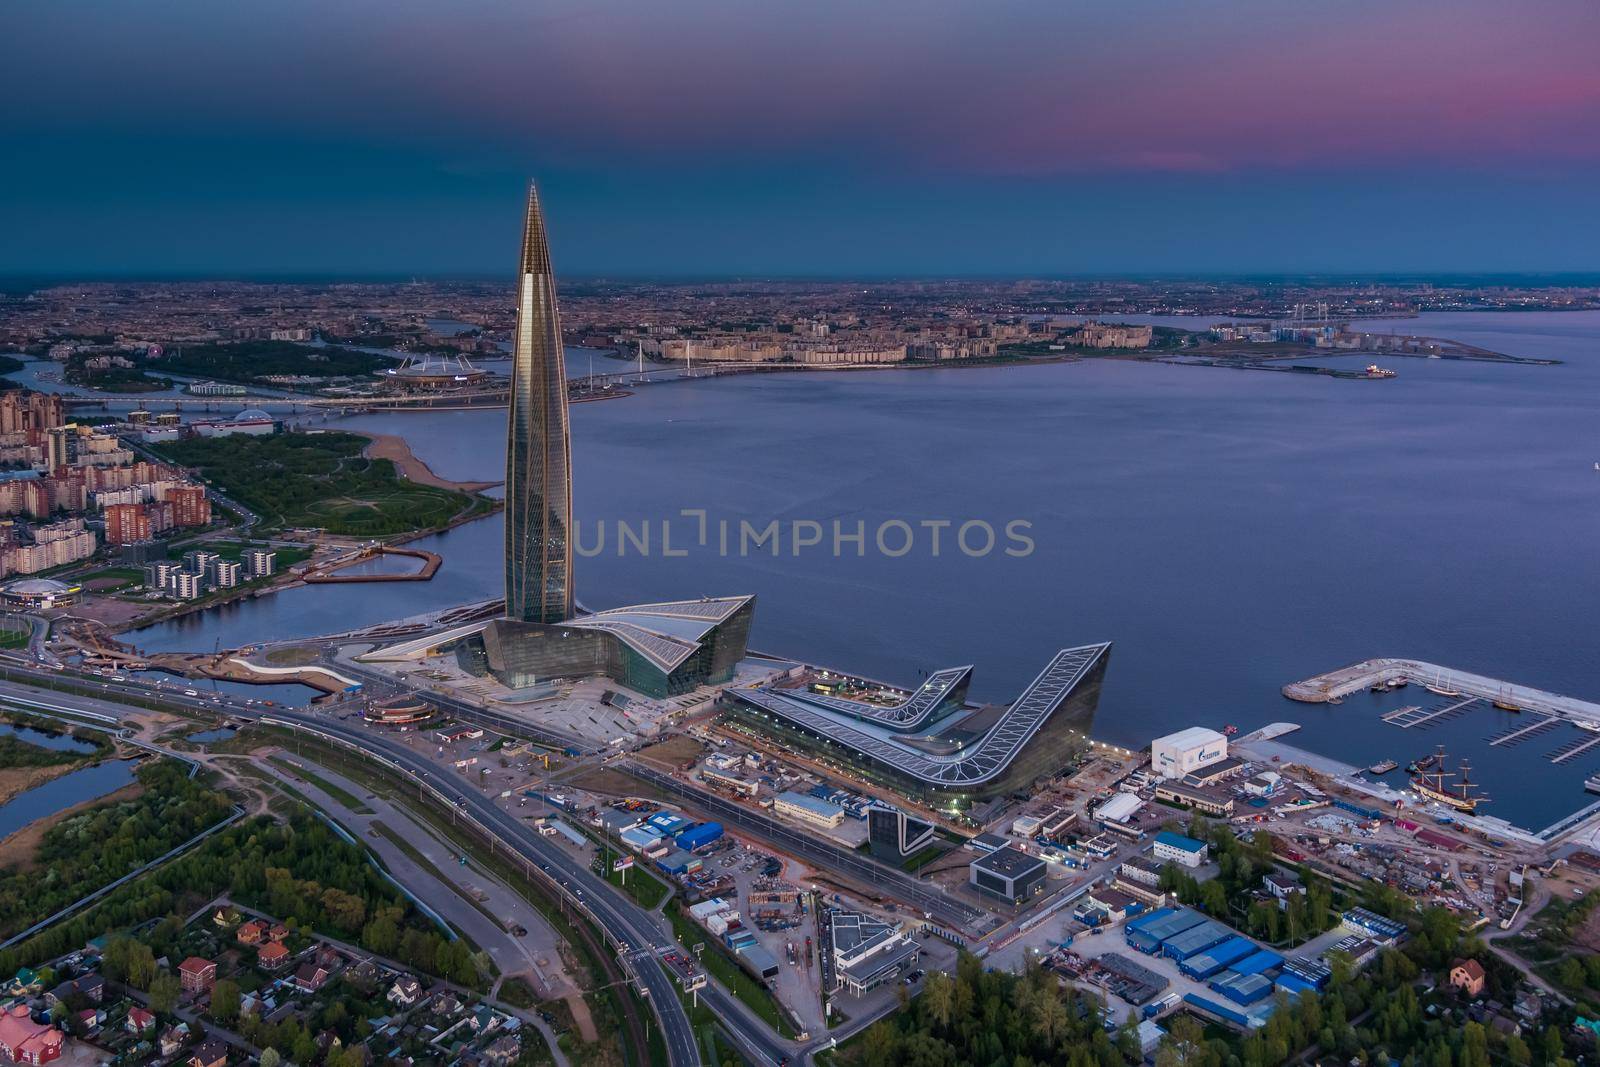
1409 746 1489 814
1424 670 1461 698
1492 687 1522 713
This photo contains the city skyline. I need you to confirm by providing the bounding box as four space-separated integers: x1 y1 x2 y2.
4 0 1598 275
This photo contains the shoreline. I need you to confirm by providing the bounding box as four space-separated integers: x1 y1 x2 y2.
358 431 503 492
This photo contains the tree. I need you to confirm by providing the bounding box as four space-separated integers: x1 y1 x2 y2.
259 1050 281 1067
921 971 954 1031
210 979 241 1026
148 972 180 1014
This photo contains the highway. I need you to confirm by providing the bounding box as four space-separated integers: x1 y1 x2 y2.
0 663 798 1067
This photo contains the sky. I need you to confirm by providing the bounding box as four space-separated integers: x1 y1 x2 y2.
3 0 1598 276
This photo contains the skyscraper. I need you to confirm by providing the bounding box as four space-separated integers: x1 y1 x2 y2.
504 183 574 623
431 185 756 700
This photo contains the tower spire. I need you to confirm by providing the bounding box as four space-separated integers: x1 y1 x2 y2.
504 181 574 623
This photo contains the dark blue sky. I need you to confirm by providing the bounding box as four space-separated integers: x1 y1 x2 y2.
4 0 1597 276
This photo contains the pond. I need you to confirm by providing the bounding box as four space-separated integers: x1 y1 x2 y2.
0 760 140 841
0 722 100 754
184 728 238 744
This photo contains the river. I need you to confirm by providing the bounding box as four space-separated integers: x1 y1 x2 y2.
125 313 1600 833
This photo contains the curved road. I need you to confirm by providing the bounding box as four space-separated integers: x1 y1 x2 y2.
0 663 798 1067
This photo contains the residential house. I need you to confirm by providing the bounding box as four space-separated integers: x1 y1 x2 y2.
235 920 268 945
178 957 217 995
267 923 290 943
482 1035 521 1066
256 942 290 971
0 1005 64 1065
158 1023 191 1058
3 968 42 998
293 961 331 994
1449 958 1487 998
1514 989 1543 1022
1262 871 1305 902
188 1037 229 1067
125 1007 155 1035
388 977 423 1009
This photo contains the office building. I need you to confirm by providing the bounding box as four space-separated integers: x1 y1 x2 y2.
724 644 1109 809
968 846 1047 905
414 185 758 701
774 790 846 830
505 183 574 625
828 911 920 996
866 804 937 862
1153 831 1210 868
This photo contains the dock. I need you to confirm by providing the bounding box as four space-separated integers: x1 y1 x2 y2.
1488 715 1559 747
1286 657 1600 736
1382 698 1478 729
1547 732 1600 766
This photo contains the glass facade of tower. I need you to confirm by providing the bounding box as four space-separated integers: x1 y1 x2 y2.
505 184 574 624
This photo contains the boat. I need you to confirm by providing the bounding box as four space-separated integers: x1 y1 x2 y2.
1369 759 1398 775
1409 746 1488 814
1424 670 1461 698
1364 364 1397 378
1370 682 1388 693
1222 724 1238 736
1492 688 1521 713
1388 677 1409 689
1574 720 1600 734
1407 752 1438 774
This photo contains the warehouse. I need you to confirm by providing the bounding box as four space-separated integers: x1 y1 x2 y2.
1179 935 1257 979
1096 792 1144 824
1211 971 1275 1006
1228 949 1285 976
1161 920 1231 962
1154 781 1235 817
674 822 724 851
1124 907 1206 954
1340 908 1407 946
1150 727 1228 780
620 826 663 851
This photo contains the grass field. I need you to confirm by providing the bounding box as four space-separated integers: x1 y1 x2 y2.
150 432 475 536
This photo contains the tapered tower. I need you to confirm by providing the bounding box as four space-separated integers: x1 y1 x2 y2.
504 183 574 623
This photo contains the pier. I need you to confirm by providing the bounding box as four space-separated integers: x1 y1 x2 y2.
1546 732 1600 766
1488 715 1559 747
1285 658 1600 731
302 545 442 584
1382 698 1479 729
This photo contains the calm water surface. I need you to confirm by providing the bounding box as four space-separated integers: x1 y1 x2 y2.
129 312 1600 832
0 760 138 840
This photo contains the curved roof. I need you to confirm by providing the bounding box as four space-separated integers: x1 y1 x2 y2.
236 408 272 421
778 664 973 731
566 596 754 673
3 578 73 594
731 643 1110 789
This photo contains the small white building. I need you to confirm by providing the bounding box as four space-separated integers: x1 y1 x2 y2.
1243 771 1282 797
1150 727 1228 780
1096 792 1144 824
